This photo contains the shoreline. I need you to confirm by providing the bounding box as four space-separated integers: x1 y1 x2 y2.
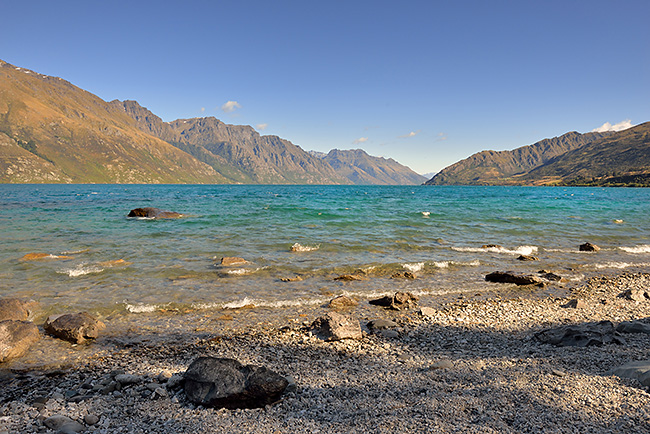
2 272 650 433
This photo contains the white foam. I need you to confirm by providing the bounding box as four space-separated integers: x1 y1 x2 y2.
59 264 104 277
452 245 538 256
619 245 650 254
125 303 158 313
421 211 430 217
290 242 320 252
433 259 480 268
402 262 424 273
222 297 257 309
591 262 650 270
226 267 260 276
433 261 450 268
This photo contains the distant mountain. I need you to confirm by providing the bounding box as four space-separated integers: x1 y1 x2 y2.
425 131 611 185
112 100 347 184
522 122 650 186
0 60 222 183
318 149 427 185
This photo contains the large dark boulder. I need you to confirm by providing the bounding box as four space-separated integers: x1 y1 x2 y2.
0 320 40 363
369 292 419 310
44 312 105 344
184 357 288 409
485 271 543 286
127 207 183 219
579 242 600 252
534 320 624 347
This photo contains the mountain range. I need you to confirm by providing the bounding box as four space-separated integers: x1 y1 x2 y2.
426 123 650 186
0 60 423 185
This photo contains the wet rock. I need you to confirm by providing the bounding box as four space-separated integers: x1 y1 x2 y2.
390 271 416 279
579 242 600 252
280 276 303 282
608 360 650 387
19 252 72 261
43 415 85 433
367 319 398 330
333 274 364 282
616 321 650 334
481 244 502 249
562 299 587 309
328 295 358 310
517 255 538 261
0 320 40 363
311 312 362 341
127 207 183 219
220 257 248 266
44 312 105 344
620 287 650 302
184 356 288 409
534 320 624 347
0 298 38 321
485 271 543 286
540 272 562 281
369 292 419 310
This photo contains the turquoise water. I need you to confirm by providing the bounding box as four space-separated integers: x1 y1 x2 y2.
1 184 649 319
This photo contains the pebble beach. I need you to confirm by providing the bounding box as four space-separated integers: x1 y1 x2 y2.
2 272 650 433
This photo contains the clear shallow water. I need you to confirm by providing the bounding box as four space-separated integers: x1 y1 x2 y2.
1 184 649 320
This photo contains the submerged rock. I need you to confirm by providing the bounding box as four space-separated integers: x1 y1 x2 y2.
534 320 624 347
390 271 416 279
517 255 539 261
19 252 71 261
485 271 543 286
579 242 600 252
311 312 362 341
369 292 419 310
44 312 105 344
0 320 40 363
334 274 364 281
184 357 288 409
127 207 183 219
0 298 38 321
220 257 248 266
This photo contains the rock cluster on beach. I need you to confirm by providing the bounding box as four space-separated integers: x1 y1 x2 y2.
2 274 650 433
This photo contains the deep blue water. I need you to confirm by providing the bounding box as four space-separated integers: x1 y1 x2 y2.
1 184 649 318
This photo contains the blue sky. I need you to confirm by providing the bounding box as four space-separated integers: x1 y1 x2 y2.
2 1 648 174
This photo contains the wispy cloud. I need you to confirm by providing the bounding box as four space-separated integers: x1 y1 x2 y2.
221 100 242 113
435 132 448 141
592 119 633 132
353 137 368 144
399 130 420 138
256 123 268 131
200 107 205 113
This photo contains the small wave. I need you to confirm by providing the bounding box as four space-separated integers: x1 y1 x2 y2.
125 303 158 313
452 245 538 256
433 261 450 268
290 243 320 252
613 219 624 224
433 259 480 268
226 267 263 276
591 262 650 270
619 245 650 254
402 262 424 273
421 211 430 217
59 264 104 277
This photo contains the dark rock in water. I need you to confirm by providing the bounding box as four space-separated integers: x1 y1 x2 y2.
620 287 650 302
369 292 419 310
0 320 40 363
367 319 398 330
311 312 362 341
328 295 358 310
485 271 543 286
579 242 600 252
184 357 288 409
127 207 183 219
390 271 416 279
0 298 38 321
220 257 248 266
616 321 650 335
534 320 624 347
607 360 650 387
517 255 538 261
539 272 562 281
280 276 303 282
44 312 105 344
481 244 502 249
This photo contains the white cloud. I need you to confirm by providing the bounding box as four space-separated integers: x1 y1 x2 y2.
221 100 242 113
400 130 419 138
353 137 368 144
592 119 633 133
200 107 205 113
256 123 268 131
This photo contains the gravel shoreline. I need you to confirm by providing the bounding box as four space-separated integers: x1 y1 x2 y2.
2 272 650 433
